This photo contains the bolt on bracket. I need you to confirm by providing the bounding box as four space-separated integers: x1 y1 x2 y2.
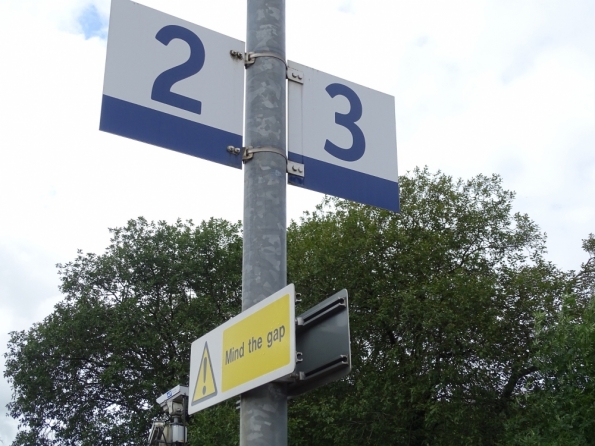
229 50 244 60
287 66 304 84
287 160 305 177
226 145 241 155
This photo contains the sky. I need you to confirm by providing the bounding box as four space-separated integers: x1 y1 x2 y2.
0 0 594 442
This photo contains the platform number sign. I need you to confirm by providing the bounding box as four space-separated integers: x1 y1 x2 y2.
288 61 399 213
100 0 245 168
101 1 399 208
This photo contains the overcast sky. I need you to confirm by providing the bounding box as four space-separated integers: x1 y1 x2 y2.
1 0 594 442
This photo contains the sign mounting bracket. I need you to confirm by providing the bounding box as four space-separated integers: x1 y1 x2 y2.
287 160 304 177
287 66 304 84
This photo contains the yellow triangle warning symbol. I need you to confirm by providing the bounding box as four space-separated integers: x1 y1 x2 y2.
192 342 218 405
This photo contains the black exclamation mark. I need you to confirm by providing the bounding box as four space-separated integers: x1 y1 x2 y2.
202 356 208 395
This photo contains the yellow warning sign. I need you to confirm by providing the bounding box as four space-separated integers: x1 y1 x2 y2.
188 284 295 415
221 293 291 392
192 342 217 404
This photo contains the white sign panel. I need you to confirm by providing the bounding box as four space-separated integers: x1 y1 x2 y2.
100 0 245 168
288 61 399 212
188 284 295 415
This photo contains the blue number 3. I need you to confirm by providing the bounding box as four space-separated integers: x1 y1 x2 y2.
151 25 205 115
324 83 366 162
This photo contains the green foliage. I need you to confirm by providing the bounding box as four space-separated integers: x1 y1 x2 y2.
4 218 242 445
287 167 566 445
4 169 592 445
503 300 595 445
503 235 595 445
187 400 239 446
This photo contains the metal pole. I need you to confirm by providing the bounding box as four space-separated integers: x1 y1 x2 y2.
241 0 287 445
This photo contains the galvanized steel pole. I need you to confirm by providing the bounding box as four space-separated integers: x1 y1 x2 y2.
241 0 287 445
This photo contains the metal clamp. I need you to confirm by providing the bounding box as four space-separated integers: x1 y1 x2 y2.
242 146 287 162
245 51 287 68
229 146 304 177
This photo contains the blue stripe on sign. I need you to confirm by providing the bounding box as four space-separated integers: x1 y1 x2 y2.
288 152 400 213
100 95 243 169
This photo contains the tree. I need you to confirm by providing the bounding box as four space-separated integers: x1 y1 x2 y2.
286 167 568 445
5 168 586 445
4 218 242 445
503 234 595 445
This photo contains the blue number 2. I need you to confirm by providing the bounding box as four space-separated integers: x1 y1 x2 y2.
324 83 366 162
151 25 205 115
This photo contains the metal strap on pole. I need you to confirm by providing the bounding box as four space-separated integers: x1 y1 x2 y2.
244 51 287 67
242 146 286 162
